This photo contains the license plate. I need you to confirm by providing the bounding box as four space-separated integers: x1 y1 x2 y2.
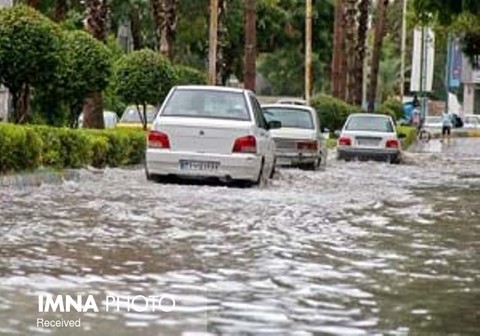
179 160 219 171
357 138 380 147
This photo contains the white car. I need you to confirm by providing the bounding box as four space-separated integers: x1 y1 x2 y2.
275 98 308 106
463 114 480 129
337 113 404 163
262 104 327 170
145 86 279 186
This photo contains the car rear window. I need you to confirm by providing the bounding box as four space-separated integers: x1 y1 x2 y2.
161 89 250 121
263 107 314 129
346 116 394 132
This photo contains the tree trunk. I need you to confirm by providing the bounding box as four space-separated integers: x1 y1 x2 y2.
216 0 227 85
130 5 143 50
54 0 67 22
331 0 345 99
367 0 388 113
82 92 104 129
354 0 370 107
26 0 40 8
83 0 108 129
344 0 357 104
150 0 176 59
244 0 256 91
84 0 109 43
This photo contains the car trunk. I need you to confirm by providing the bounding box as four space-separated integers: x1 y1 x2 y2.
341 131 392 148
156 117 253 154
270 128 317 152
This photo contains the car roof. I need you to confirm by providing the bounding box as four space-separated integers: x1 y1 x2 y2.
276 98 308 105
261 103 315 112
174 85 248 94
348 113 391 119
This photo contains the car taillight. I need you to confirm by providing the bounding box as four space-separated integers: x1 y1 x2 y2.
338 136 352 146
386 139 400 148
297 140 318 151
148 131 170 149
232 135 257 154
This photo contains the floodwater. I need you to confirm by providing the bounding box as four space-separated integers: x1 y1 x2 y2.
0 138 479 335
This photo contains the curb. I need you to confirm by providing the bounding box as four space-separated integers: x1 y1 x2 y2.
0 169 80 188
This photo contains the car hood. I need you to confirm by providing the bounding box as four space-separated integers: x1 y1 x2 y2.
270 128 317 140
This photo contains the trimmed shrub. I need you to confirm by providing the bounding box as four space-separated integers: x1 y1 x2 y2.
310 94 362 132
0 124 146 174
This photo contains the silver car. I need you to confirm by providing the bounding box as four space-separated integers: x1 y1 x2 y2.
262 104 327 170
337 113 403 163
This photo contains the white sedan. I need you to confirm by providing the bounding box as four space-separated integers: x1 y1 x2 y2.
145 86 279 186
337 113 404 163
463 114 480 129
262 104 327 170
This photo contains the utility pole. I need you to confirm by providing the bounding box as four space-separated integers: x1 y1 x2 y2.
305 0 313 104
400 0 407 102
244 0 256 91
208 0 219 85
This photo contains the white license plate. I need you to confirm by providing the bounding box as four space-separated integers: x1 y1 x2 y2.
179 160 219 171
357 139 380 147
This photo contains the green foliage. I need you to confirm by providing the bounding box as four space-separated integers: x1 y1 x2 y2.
0 124 42 172
380 98 404 120
174 65 207 85
115 49 176 128
311 94 361 132
397 126 417 149
0 124 146 173
0 5 61 118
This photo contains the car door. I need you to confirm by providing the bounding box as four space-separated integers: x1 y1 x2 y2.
248 94 275 167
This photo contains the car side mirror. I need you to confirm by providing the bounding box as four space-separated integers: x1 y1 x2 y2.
398 132 407 139
268 120 282 130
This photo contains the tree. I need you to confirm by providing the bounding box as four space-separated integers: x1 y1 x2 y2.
174 65 207 85
244 0 256 91
150 0 176 59
61 31 112 126
331 0 346 99
0 5 61 123
83 0 109 129
115 49 176 130
367 0 389 113
353 0 370 106
344 0 358 104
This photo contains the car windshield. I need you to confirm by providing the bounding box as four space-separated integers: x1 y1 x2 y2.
345 116 394 132
426 117 441 124
121 107 157 123
162 89 250 121
263 107 314 129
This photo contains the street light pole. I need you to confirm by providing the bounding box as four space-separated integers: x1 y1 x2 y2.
208 0 219 85
305 0 313 104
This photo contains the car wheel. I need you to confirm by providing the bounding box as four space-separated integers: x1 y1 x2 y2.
254 159 267 187
269 158 276 179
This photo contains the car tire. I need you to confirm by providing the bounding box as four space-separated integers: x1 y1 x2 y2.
269 159 276 179
253 159 266 187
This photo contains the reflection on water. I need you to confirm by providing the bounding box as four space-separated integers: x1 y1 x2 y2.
0 139 479 335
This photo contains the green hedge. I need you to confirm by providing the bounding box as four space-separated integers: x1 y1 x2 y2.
397 126 417 150
0 123 146 174
311 94 362 132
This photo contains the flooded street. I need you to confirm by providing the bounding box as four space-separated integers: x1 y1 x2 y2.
0 138 479 335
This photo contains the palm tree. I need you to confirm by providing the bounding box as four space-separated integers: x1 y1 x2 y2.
367 0 389 113
344 0 357 104
354 0 370 106
83 0 108 129
150 0 176 59
331 0 346 99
